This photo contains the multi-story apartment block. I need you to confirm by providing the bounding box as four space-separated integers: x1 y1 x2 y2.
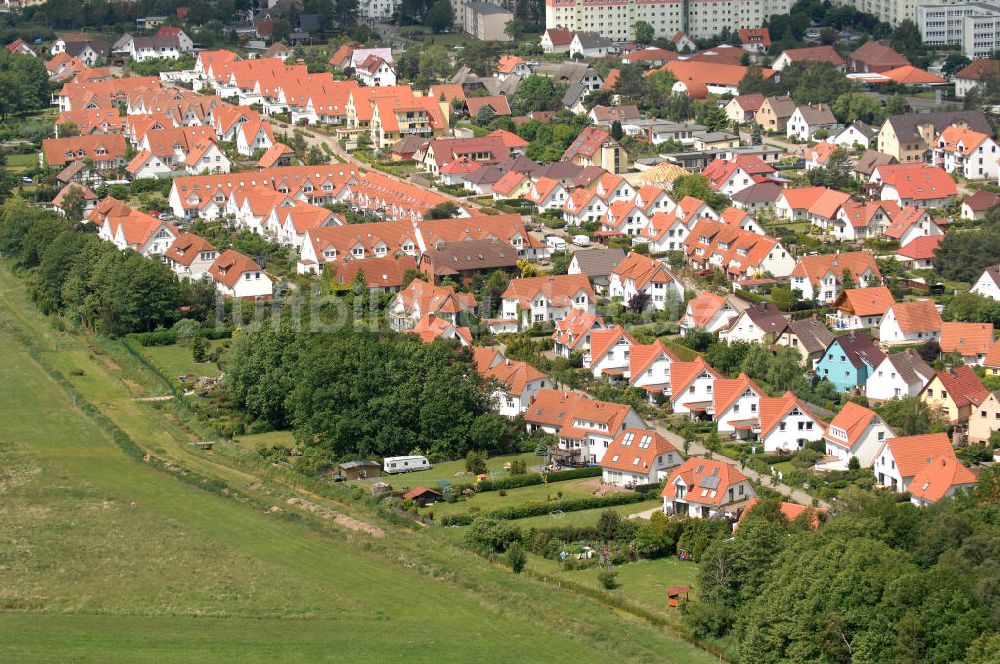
545 0 790 42
917 3 999 46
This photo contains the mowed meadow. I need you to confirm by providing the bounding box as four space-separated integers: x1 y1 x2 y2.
0 265 719 663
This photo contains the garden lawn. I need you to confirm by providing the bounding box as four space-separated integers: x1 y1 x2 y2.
419 477 610 519
529 556 700 624
511 500 661 529
392 452 544 488
5 153 37 171
234 429 298 451
139 340 227 378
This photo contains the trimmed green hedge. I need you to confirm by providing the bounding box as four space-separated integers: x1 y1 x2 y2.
441 490 650 526
457 466 602 494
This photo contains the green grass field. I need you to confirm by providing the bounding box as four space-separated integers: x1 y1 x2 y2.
418 476 610 519
5 153 37 172
0 265 720 663
139 340 226 378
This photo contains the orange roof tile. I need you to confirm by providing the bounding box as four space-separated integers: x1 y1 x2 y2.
208 249 261 289
940 322 994 357
888 300 942 334
601 428 678 473
712 374 763 416
883 433 955 478
836 286 896 317
930 365 989 408
589 325 636 364
909 455 977 503
661 458 749 506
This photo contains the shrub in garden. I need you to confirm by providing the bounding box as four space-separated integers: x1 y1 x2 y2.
508 541 527 574
597 568 619 589
466 450 488 475
464 517 522 555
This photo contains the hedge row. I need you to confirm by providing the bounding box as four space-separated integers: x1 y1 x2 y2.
478 466 601 492
130 327 234 346
441 491 650 526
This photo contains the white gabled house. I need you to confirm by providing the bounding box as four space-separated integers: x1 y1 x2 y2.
669 358 720 418
971 264 1000 301
607 253 684 312
757 392 826 452
588 325 636 378
601 429 682 487
661 458 755 519
865 349 934 402
821 401 895 468
712 374 764 440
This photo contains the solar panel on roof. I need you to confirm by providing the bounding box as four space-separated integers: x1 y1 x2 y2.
699 475 721 489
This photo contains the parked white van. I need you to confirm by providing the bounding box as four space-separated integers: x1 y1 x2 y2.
383 455 432 474
545 235 567 251
571 235 590 247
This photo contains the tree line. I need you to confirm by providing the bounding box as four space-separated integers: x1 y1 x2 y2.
223 318 526 462
0 198 211 336
685 477 1000 663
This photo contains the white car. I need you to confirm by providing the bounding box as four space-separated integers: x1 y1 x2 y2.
545 235 567 251
571 235 591 247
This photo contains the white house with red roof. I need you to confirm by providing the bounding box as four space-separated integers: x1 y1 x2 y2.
883 207 941 246
525 177 568 213
498 274 596 331
821 401 895 467
758 392 826 452
628 340 680 401
789 251 882 304
495 55 530 80
909 456 977 506
607 253 683 311
661 458 755 519
208 249 272 299
685 219 795 279
163 232 218 280
472 348 551 417
390 278 474 331
266 202 341 248
591 173 636 203
701 159 756 196
588 326 636 378
601 198 651 236
879 300 943 346
669 358 720 417
641 195 717 253
895 235 942 270
871 163 956 208
561 187 608 226
410 313 473 347
931 125 999 180
713 374 764 439
680 290 740 334
552 309 607 360
871 433 956 492
830 286 895 331
97 205 179 257
554 399 647 465
356 54 396 87
832 200 896 241
601 429 682 487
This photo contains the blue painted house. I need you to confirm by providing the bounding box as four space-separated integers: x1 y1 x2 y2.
816 332 886 393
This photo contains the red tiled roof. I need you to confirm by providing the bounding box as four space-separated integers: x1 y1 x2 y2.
888 300 942 334
836 286 895 317
909 455 977 503
930 365 989 408
882 433 955 479
208 249 261 289
602 428 678 473
896 235 943 260
661 458 749 506
940 322 994 357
